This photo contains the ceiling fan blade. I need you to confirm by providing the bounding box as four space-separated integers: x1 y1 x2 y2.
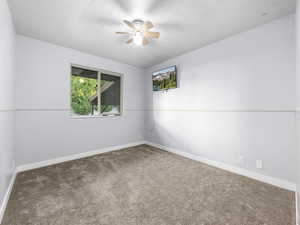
144 21 154 30
123 20 135 30
142 38 149 46
145 31 160 38
126 38 133 44
116 32 131 35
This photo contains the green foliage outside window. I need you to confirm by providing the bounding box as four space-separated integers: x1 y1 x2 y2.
71 76 97 115
71 69 121 116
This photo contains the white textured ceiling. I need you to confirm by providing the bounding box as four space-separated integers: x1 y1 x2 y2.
8 0 295 68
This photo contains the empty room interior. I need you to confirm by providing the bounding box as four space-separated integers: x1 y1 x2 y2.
1 0 300 224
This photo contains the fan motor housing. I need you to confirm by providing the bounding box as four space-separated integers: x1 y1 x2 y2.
132 19 144 28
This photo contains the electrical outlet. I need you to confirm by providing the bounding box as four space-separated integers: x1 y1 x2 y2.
256 160 263 169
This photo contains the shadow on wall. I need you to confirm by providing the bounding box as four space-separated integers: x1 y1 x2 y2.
145 108 296 183
147 110 244 162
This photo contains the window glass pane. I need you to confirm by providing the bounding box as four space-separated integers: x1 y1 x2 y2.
71 67 99 116
100 74 121 115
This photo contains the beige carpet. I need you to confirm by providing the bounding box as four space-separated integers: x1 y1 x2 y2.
1 145 295 225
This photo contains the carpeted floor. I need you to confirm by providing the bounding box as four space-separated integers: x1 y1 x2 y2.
1 145 295 225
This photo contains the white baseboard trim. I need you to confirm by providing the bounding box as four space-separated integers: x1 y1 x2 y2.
16 141 146 172
0 171 17 224
145 141 296 192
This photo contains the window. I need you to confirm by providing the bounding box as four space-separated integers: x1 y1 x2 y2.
71 65 122 117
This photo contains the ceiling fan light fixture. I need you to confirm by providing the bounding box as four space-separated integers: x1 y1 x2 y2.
116 19 159 46
134 31 143 46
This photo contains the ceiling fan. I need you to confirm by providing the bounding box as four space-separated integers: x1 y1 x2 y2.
116 19 160 46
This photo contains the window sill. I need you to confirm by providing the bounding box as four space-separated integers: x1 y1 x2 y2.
70 114 121 119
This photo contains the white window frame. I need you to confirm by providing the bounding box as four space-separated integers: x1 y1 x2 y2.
70 64 123 118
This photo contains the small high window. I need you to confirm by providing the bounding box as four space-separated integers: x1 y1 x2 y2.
71 65 122 117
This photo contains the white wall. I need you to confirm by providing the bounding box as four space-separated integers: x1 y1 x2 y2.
0 0 16 209
15 35 145 166
145 15 297 183
296 0 300 222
